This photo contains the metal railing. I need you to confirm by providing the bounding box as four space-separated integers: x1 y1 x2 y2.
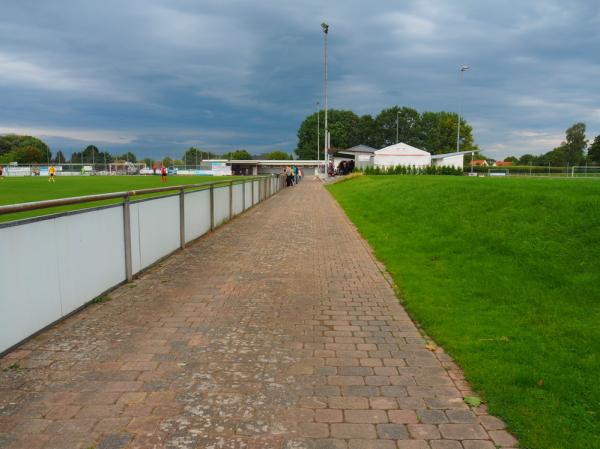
0 175 285 282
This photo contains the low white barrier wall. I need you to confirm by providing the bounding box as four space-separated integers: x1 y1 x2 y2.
0 176 285 354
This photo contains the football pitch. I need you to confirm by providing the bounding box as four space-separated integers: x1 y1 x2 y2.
0 175 241 223
328 175 600 449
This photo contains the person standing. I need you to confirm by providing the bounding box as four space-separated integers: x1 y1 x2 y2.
293 165 299 185
48 165 56 183
0 165 4 180
161 165 168 183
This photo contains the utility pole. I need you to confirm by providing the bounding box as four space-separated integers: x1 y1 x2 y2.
456 65 469 152
322 22 329 177
317 101 320 162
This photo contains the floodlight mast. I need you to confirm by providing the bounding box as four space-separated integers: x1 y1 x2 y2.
456 64 469 153
317 101 320 162
322 22 329 177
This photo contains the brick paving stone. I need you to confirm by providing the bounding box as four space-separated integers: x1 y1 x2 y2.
488 430 518 447
348 440 397 449
376 423 409 439
478 415 507 430
462 441 497 449
429 441 463 449
438 424 488 440
407 424 441 440
331 423 377 439
329 397 370 409
417 410 449 424
0 180 517 448
345 410 389 423
97 433 132 449
397 441 431 449
316 409 343 423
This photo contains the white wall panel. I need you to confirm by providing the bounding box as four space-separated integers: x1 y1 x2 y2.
253 181 259 205
55 207 126 315
232 184 244 216
136 196 180 270
0 177 281 354
185 189 211 242
213 186 230 226
244 181 252 209
0 220 62 353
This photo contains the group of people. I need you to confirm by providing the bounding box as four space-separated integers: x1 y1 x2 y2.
284 165 302 186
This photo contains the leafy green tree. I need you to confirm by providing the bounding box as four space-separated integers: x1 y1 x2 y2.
52 150 66 164
114 152 137 163
296 109 363 159
588 135 600 164
222 149 252 160
142 157 154 168
518 154 537 165
0 134 50 161
504 156 519 163
419 111 476 154
564 122 587 165
15 146 44 164
262 151 292 160
162 156 173 167
374 106 421 148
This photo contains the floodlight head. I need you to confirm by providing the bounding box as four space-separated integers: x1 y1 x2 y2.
321 22 329 34
460 65 470 71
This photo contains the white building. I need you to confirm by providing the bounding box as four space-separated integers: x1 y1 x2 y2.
431 151 472 169
374 143 432 168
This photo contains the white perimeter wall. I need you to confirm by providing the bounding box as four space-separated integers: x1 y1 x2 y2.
432 154 464 169
0 177 281 354
374 154 431 167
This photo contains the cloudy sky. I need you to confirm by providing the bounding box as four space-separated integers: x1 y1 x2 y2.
1 0 599 160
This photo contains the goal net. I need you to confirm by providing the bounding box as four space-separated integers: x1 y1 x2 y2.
108 162 146 175
571 166 600 177
488 169 509 176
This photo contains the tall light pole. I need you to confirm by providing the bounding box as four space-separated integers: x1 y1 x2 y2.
317 101 320 162
321 22 329 176
456 65 469 153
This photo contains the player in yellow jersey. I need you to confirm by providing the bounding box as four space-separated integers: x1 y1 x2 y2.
48 165 56 183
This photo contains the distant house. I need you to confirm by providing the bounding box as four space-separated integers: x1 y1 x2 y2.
470 159 488 166
494 161 513 167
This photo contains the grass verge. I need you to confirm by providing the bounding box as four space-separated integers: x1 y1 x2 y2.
328 175 600 449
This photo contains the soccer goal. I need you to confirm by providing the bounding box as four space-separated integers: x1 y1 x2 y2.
488 169 509 177
108 162 146 175
571 166 600 178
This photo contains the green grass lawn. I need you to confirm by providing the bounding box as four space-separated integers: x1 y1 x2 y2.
0 175 242 223
328 175 600 449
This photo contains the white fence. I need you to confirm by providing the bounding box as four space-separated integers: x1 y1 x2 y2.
0 176 284 354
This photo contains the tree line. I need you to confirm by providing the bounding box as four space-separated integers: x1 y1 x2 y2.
295 106 477 159
0 136 292 166
502 123 600 166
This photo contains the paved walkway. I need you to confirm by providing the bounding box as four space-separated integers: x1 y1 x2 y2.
0 179 517 449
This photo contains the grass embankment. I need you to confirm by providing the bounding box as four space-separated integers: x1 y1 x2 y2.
0 175 242 223
328 176 600 449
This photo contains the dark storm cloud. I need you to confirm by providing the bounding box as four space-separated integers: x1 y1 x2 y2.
0 0 599 159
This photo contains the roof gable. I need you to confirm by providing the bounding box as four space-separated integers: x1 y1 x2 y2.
375 142 430 156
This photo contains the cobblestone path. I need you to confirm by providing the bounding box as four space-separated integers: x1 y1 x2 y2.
0 179 517 449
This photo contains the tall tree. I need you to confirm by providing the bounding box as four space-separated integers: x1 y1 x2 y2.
222 149 252 160
374 106 421 148
563 122 587 165
162 156 173 167
588 135 600 164
419 111 476 154
296 109 363 159
53 150 66 164
262 151 292 160
0 134 51 161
